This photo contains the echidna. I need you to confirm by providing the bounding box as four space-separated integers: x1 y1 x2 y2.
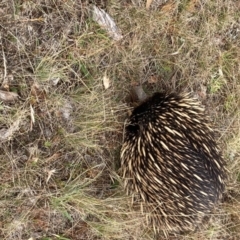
120 92 226 233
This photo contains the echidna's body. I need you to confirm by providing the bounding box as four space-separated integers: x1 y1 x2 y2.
121 92 226 232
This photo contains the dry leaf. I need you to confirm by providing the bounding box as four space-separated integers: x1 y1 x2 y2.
0 90 19 102
31 83 46 102
0 118 21 142
30 104 35 131
133 85 147 101
46 169 57 183
103 73 110 89
146 0 153 10
30 105 35 124
58 100 73 120
92 5 123 41
50 77 60 86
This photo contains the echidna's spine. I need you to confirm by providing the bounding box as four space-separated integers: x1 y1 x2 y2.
121 92 226 232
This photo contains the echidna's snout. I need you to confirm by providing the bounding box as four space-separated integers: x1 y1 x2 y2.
120 92 226 233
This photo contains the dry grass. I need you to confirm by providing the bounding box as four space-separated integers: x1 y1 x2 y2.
0 0 240 239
